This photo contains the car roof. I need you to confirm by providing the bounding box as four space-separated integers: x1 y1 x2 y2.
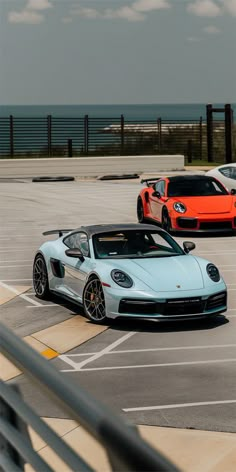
71 223 163 237
166 175 215 182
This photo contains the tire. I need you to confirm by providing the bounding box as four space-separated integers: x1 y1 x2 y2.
137 198 146 223
33 254 50 300
162 209 172 233
98 174 140 181
83 277 107 324
32 176 75 182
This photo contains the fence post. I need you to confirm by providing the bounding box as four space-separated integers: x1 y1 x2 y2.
187 139 193 163
206 104 213 162
10 115 14 157
0 384 31 470
157 118 162 152
199 116 202 160
120 114 124 155
225 104 233 164
84 115 88 155
47 115 52 157
67 139 73 157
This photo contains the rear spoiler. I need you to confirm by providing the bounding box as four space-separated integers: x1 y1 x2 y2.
42 229 74 237
141 177 161 187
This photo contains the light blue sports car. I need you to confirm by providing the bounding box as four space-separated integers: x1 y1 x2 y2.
33 224 227 324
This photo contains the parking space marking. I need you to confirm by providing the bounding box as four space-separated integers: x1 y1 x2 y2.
123 399 236 412
0 260 32 263
0 278 32 282
0 264 32 268
61 331 136 371
61 358 236 372
0 281 42 307
60 344 236 359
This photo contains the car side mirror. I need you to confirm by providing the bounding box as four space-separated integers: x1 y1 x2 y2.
231 188 236 195
65 248 85 261
183 241 196 253
152 191 161 198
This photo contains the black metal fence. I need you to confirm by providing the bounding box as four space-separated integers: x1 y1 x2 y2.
0 114 235 162
0 322 179 472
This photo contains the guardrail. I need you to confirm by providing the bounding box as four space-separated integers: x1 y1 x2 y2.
0 322 180 471
0 115 209 160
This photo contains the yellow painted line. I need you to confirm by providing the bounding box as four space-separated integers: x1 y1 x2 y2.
32 316 108 354
41 348 59 359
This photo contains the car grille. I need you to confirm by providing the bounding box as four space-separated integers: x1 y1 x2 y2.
119 300 159 315
206 292 227 311
163 297 204 316
177 218 198 229
199 221 232 230
119 293 227 317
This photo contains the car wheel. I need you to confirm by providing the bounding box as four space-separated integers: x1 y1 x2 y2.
83 277 107 324
162 209 172 233
137 198 145 223
33 254 50 299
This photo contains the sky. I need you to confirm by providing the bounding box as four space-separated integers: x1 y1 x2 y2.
0 0 236 105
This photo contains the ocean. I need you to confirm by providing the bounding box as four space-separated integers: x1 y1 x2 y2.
0 103 235 120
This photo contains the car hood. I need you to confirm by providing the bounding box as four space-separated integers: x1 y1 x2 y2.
175 196 233 214
102 255 204 292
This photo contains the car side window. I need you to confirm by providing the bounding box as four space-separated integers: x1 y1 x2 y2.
219 167 236 180
155 180 165 196
64 232 90 257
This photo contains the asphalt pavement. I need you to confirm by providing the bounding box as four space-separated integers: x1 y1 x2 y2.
1 178 236 434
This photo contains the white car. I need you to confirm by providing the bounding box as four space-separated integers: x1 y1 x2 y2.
206 164 236 192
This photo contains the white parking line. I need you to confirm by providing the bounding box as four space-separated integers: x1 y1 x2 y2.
0 278 32 282
61 344 236 358
0 281 41 307
0 249 35 253
60 331 136 371
0 264 32 268
61 357 236 372
0 260 32 263
123 399 236 412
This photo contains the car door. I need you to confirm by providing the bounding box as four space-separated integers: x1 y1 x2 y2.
62 232 93 301
149 180 166 222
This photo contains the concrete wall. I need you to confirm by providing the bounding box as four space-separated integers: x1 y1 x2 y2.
0 155 184 179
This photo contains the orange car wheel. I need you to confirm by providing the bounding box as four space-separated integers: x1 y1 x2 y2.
162 209 172 233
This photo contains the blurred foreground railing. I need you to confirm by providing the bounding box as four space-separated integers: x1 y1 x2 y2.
0 322 179 472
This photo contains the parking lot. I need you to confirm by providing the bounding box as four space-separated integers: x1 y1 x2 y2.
1 178 236 433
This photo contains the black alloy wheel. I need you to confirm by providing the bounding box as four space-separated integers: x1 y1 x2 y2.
162 210 172 233
83 278 107 324
33 254 50 299
137 198 145 223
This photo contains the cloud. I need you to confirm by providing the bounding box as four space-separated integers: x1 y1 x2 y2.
104 6 145 21
187 0 222 16
187 36 202 41
8 10 44 24
220 0 236 15
69 0 171 22
204 24 221 33
27 0 53 10
8 0 53 24
132 0 171 12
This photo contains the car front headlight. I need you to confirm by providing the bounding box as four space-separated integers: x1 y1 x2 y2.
111 270 133 288
207 263 220 282
173 202 186 213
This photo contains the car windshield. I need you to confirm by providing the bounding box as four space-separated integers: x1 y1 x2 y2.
93 230 184 259
167 177 228 197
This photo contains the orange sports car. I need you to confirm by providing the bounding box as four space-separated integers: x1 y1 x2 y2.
137 174 236 232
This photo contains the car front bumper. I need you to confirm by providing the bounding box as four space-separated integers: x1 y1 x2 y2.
171 215 236 232
104 285 227 320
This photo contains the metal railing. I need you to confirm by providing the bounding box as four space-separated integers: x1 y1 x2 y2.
0 322 179 472
0 115 210 160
